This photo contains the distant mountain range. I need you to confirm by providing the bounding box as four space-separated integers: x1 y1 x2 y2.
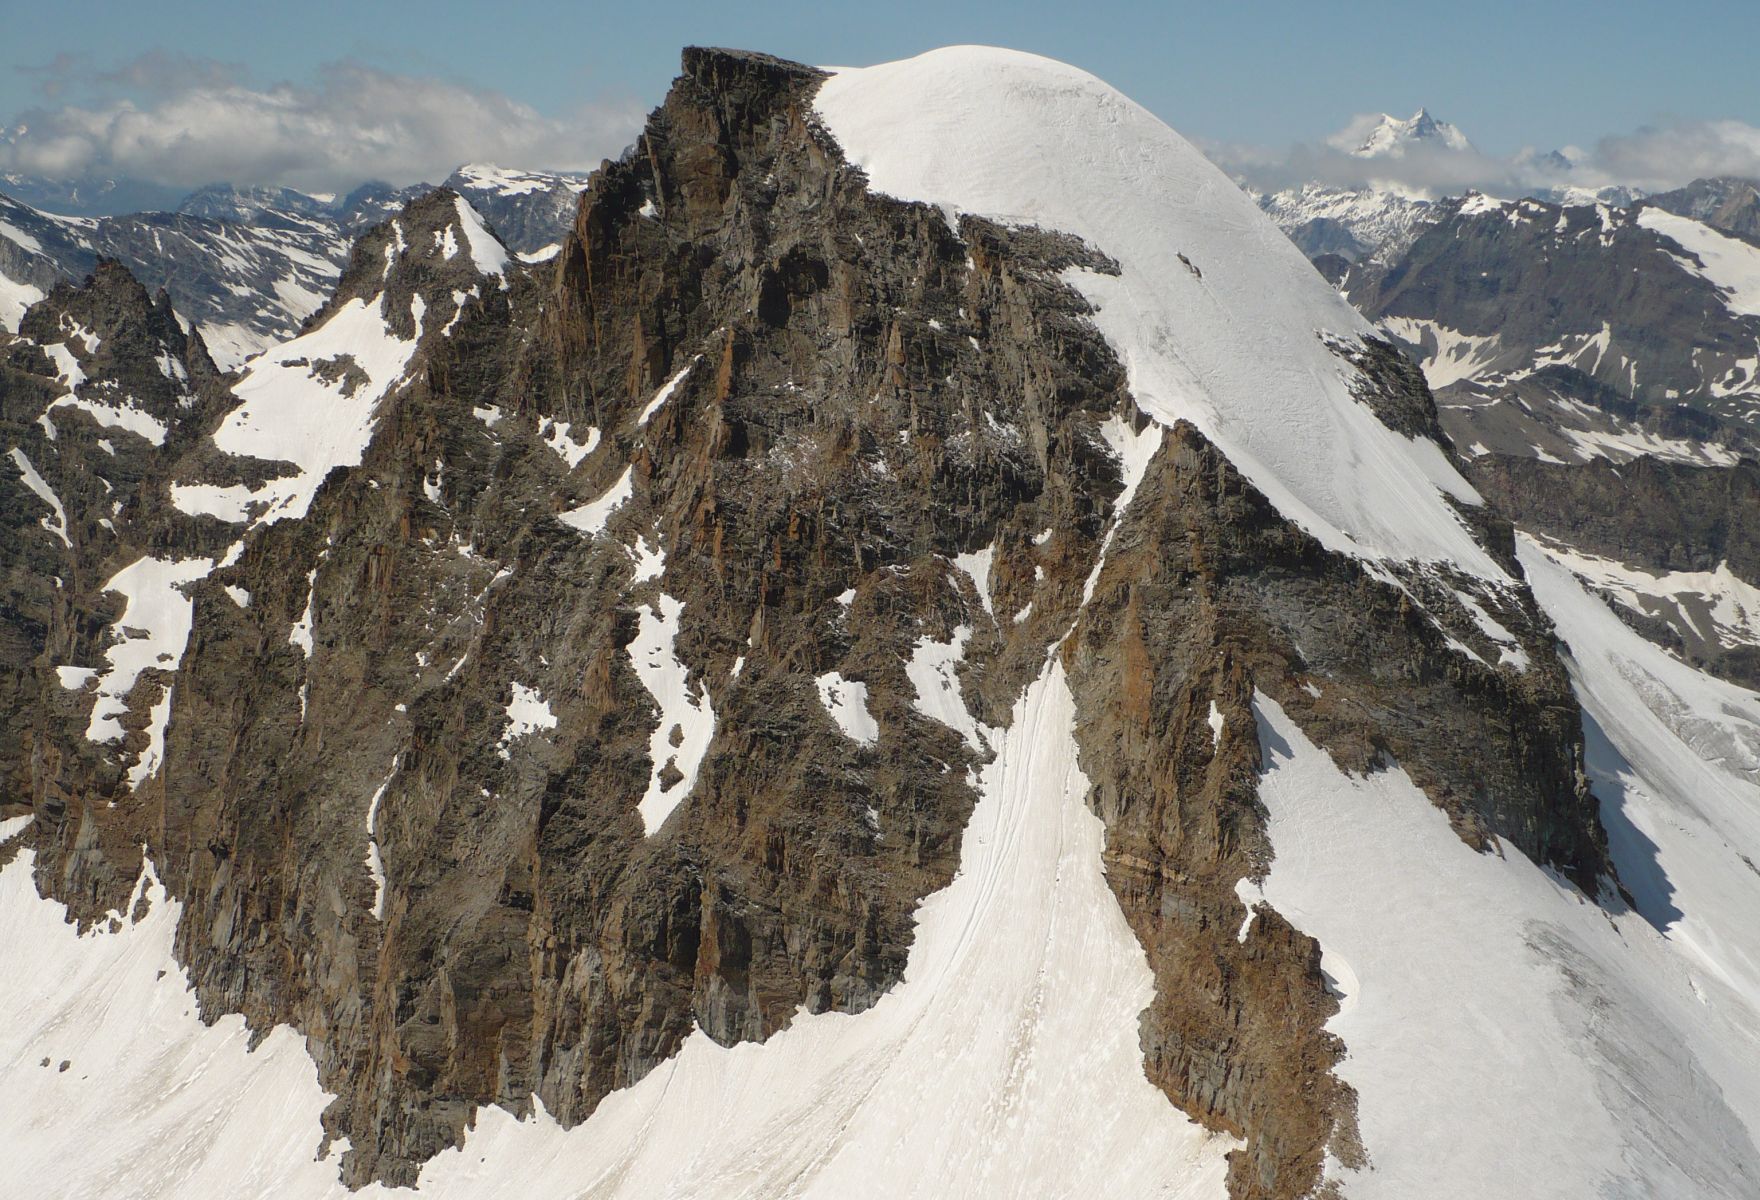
1253 107 1647 266
1246 114 1760 692
0 172 191 217
1244 107 1760 468
0 164 587 368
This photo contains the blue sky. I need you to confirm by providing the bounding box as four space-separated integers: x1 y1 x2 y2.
6 0 1759 192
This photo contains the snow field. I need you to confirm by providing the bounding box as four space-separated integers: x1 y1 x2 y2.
169 297 420 526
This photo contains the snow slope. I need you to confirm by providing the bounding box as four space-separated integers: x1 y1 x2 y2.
1638 207 1760 317
1520 537 1760 998
0 266 45 331
814 671 879 745
0 848 345 1200
0 663 1236 1200
84 556 214 747
170 295 420 526
629 594 717 834
1532 539 1760 661
816 47 1504 581
1232 535 1760 1197
1243 692 1760 1198
9 447 70 547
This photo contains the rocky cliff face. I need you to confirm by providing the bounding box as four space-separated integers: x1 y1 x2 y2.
4 48 1617 1200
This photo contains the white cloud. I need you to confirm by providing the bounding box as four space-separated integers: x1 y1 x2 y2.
1215 111 1760 200
1590 120 1760 192
1 56 645 191
1324 113 1395 154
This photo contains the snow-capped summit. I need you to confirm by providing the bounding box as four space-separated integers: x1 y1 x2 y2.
1345 107 1476 158
818 47 1502 579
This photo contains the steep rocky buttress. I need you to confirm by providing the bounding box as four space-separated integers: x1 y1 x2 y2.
3 48 1615 1200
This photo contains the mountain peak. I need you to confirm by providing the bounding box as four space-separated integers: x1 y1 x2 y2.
1349 108 1475 158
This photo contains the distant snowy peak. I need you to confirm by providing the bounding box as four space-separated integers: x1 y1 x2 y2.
1527 183 1648 209
1347 108 1475 159
441 164 589 254
447 163 590 198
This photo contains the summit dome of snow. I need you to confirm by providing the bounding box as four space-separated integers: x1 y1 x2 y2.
815 48 1502 579
1344 108 1476 158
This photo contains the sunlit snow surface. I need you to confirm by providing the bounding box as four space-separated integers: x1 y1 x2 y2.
9 447 71 546
1234 543 1760 1198
170 296 420 526
0 266 46 332
85 556 214 748
1520 538 1760 999
0 848 345 1200
1637 208 1760 317
558 467 634 536
815 47 1504 580
451 197 510 278
905 625 985 751
497 682 558 760
49 395 169 446
630 594 717 834
813 671 879 744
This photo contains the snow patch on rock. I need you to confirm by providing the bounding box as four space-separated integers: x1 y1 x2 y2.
815 671 879 745
630 595 716 834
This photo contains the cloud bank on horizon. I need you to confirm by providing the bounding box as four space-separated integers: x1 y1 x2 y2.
1 52 646 194
6 49 1760 202
1213 108 1760 199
